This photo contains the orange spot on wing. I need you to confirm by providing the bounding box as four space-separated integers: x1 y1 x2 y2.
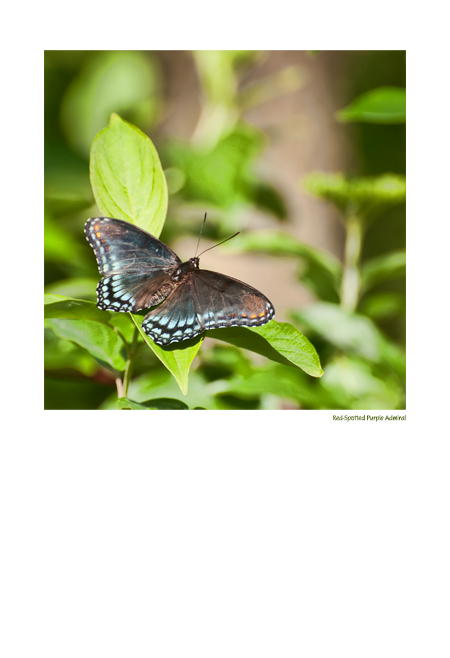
250 314 257 319
230 313 236 318
241 314 247 318
259 312 266 317
94 224 100 230
96 232 101 238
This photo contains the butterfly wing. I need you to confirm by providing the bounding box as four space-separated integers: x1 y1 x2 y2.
142 269 275 345
85 217 181 312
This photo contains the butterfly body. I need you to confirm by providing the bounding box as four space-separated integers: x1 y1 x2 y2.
85 217 275 346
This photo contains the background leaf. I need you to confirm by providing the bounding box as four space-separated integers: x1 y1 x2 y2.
360 250 406 293
233 231 342 302
61 51 159 158
336 86 406 124
44 295 133 371
303 172 406 220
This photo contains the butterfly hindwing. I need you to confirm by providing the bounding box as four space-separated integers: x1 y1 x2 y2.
96 272 177 313
142 277 203 344
142 270 275 345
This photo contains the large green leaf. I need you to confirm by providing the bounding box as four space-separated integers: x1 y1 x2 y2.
131 314 203 395
90 113 168 236
336 86 406 124
208 320 323 377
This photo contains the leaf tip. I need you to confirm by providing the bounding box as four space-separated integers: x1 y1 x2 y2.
109 112 122 125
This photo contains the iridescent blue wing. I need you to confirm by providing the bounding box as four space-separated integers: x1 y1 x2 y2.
142 269 275 345
85 217 181 312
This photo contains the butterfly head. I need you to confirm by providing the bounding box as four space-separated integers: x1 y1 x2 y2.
171 257 200 282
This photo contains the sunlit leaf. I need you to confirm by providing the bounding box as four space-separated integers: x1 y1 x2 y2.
90 113 168 236
208 320 323 377
131 314 203 395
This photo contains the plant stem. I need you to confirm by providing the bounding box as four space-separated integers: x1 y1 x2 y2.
341 215 362 312
115 377 124 398
122 326 139 398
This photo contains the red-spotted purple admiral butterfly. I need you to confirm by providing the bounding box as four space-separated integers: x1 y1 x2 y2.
84 216 275 346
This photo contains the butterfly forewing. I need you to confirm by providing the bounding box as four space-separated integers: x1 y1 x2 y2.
85 218 180 274
85 217 181 312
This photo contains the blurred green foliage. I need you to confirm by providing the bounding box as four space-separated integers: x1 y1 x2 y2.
44 50 406 410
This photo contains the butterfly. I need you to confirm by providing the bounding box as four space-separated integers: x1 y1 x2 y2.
84 216 275 346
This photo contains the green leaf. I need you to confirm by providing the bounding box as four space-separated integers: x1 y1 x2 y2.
44 295 133 371
208 320 323 377
44 328 98 376
101 368 216 410
292 302 405 379
44 144 93 216
90 113 168 236
164 124 264 209
61 51 159 158
359 292 406 320
44 212 83 265
233 231 342 302
292 302 381 361
131 314 203 395
117 397 189 410
303 172 406 220
44 277 99 301
336 86 406 124
221 363 335 409
321 355 404 410
360 250 406 293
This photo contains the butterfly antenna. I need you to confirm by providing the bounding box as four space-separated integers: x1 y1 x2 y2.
197 231 240 258
194 212 208 258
